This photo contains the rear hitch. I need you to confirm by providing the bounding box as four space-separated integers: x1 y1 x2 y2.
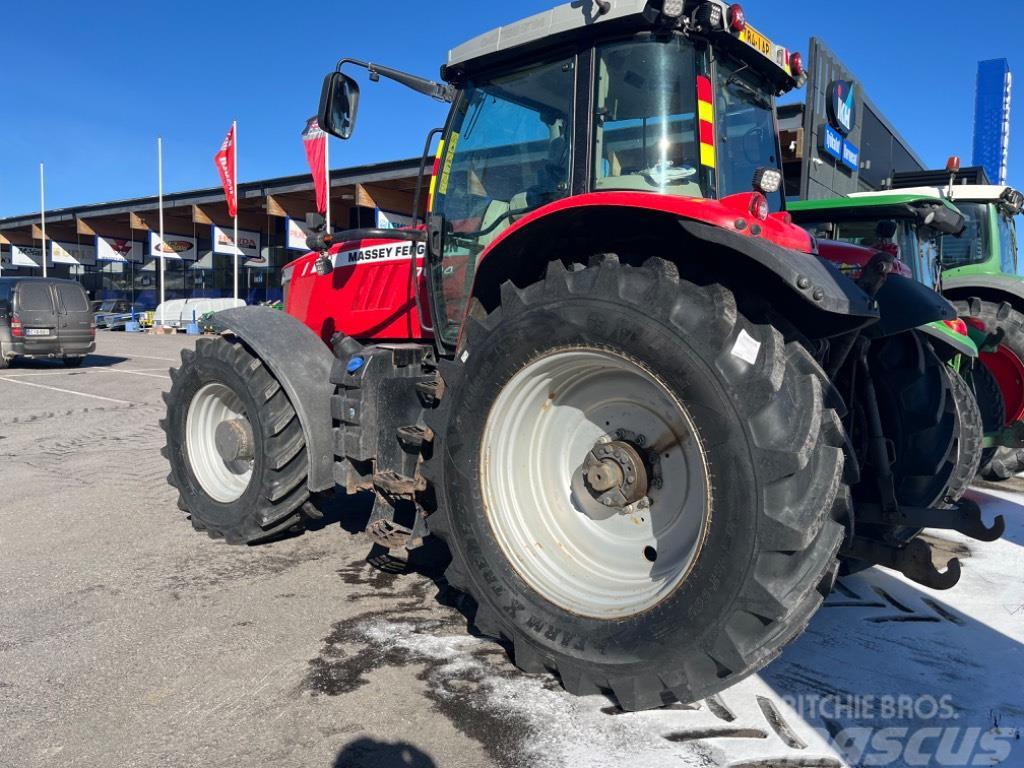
844 498 1005 590
854 498 1005 542
843 536 961 590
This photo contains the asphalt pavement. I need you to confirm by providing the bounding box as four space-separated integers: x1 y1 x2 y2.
0 331 1020 768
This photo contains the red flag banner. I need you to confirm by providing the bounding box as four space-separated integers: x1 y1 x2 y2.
302 117 328 215
214 125 237 217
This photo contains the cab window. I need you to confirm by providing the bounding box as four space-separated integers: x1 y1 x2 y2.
593 38 705 197
940 203 990 268
431 57 575 346
997 213 1019 275
715 56 782 211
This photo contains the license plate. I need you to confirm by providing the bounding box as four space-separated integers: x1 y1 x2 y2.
25 328 50 336
741 24 774 59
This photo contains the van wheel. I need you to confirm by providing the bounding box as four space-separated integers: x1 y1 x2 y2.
63 357 85 368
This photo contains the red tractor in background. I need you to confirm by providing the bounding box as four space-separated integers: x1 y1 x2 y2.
162 0 1002 711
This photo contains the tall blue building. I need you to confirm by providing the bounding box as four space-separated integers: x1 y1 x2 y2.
972 58 1012 185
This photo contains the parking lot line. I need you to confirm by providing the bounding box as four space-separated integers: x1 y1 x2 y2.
0 376 133 405
0 367 170 379
92 368 170 380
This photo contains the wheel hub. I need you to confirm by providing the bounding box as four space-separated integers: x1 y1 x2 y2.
215 418 255 463
581 440 648 509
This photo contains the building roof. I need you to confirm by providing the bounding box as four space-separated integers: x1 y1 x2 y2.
0 157 422 230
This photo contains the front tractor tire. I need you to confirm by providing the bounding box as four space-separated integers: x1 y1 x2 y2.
161 336 312 544
424 257 849 710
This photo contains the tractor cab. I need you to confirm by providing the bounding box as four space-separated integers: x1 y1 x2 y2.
313 0 812 349
789 192 966 290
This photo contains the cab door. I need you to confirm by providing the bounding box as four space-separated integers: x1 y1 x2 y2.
54 282 94 353
14 281 59 352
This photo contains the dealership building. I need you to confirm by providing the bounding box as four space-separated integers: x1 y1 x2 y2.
778 37 926 200
0 158 423 308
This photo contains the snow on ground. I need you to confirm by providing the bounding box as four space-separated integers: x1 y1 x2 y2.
340 487 1024 768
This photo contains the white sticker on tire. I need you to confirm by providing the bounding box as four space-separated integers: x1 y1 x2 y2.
731 329 761 365
460 350 470 363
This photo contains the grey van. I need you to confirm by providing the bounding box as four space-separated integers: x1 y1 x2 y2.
0 277 96 369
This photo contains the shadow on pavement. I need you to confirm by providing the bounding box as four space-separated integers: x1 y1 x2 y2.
333 738 438 768
3 353 128 369
760 488 1024 767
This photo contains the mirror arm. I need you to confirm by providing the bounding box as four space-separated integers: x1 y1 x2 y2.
336 57 455 103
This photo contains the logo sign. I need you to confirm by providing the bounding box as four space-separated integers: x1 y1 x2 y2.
11 245 45 267
149 232 198 260
822 125 844 162
330 240 426 270
827 80 856 136
841 140 860 171
211 225 263 265
96 236 143 263
51 241 97 266
286 217 315 251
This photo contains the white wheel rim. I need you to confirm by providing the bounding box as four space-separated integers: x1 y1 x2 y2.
186 382 254 503
481 348 711 619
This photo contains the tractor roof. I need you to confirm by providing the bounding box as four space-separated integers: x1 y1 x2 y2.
889 184 1016 204
446 0 800 91
448 0 648 69
795 192 959 215
790 193 965 235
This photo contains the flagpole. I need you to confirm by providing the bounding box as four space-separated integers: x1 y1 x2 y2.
233 120 239 303
158 137 165 326
324 132 331 235
40 162 47 277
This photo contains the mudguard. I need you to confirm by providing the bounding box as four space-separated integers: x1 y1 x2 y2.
867 276 958 339
677 218 877 320
918 321 979 359
210 307 336 493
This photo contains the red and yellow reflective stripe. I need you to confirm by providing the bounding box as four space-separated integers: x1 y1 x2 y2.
427 138 445 213
696 75 715 169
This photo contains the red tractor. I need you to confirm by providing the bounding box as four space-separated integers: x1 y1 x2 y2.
162 0 1002 710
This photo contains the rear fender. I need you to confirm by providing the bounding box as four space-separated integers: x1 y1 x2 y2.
868 276 958 339
210 307 336 493
918 321 979 359
941 275 1024 316
468 204 878 340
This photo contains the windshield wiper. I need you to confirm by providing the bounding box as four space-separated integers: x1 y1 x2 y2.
725 76 772 110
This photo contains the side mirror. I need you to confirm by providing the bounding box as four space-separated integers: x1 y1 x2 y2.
318 72 360 140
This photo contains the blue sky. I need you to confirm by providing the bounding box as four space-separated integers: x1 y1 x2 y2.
1 0 1020 216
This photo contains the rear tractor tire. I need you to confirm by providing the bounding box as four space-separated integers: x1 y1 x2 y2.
161 336 313 544
954 297 1024 481
424 256 849 710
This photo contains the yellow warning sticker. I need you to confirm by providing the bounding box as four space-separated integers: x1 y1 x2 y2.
438 132 459 197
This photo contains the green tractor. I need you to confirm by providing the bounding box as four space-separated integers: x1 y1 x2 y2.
791 174 1024 481
887 163 1024 480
